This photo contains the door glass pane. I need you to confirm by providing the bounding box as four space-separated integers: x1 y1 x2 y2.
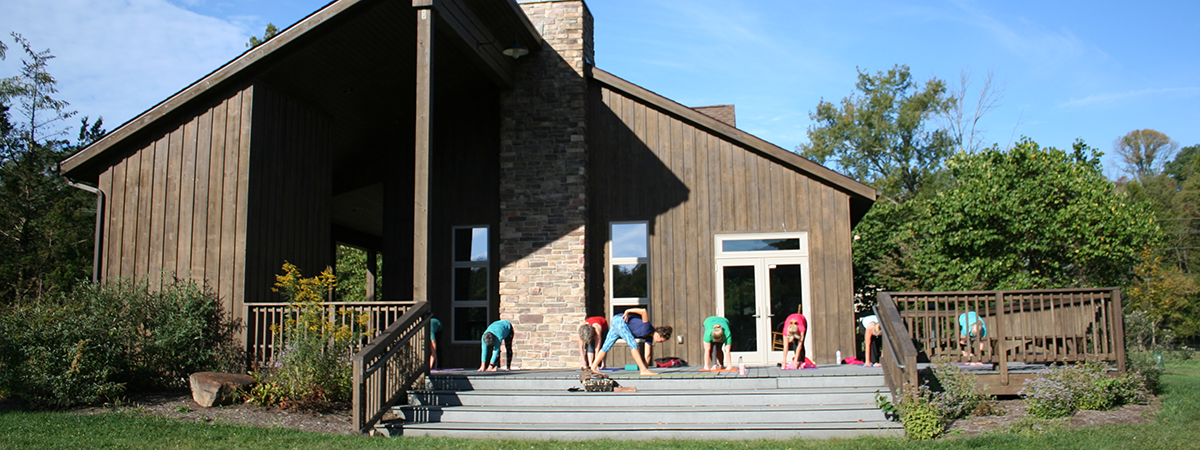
454 306 488 341
722 265 757 352
770 264 804 336
722 238 800 252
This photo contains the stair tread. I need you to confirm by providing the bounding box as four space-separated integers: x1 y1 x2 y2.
391 420 902 430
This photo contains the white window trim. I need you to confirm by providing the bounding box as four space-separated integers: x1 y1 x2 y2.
451 225 490 344
715 232 809 259
609 221 650 316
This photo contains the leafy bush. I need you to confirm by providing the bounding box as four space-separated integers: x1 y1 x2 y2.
1126 351 1163 395
0 278 240 408
1019 362 1148 419
894 384 945 439
902 401 943 440
246 263 367 411
927 358 988 420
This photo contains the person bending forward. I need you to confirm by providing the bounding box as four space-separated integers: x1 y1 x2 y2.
478 319 514 372
702 316 732 370
589 308 671 376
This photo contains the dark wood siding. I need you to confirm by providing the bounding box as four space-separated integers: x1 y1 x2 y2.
589 84 857 365
97 85 256 322
243 84 333 306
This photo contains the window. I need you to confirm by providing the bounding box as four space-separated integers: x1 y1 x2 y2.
452 226 489 343
610 222 649 316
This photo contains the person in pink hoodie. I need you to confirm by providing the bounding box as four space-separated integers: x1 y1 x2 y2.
780 310 808 368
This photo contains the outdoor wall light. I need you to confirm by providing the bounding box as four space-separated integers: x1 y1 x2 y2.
478 24 530 60
502 38 529 59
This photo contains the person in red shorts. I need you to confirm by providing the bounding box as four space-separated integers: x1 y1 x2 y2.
577 316 609 370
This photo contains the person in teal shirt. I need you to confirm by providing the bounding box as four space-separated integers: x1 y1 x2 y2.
429 317 441 370
478 319 514 372
701 316 732 370
958 312 987 364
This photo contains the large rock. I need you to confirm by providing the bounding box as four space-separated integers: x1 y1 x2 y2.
189 372 253 407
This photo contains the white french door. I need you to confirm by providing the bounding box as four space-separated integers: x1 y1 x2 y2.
714 234 810 365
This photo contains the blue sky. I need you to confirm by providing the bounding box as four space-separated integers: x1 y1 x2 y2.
2 0 1196 178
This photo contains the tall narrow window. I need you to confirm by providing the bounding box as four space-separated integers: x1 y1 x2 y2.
610 222 649 316
452 226 489 343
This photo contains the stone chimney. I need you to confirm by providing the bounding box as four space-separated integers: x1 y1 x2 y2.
497 1 593 369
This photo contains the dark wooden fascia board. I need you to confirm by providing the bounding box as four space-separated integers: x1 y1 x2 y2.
590 67 878 202
60 0 375 179
498 0 546 51
423 0 516 88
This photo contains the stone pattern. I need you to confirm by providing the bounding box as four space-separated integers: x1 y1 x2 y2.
498 1 593 369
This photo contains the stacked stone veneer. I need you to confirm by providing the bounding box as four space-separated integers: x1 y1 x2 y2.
498 0 593 369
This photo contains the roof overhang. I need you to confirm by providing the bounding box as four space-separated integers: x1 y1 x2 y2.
60 0 542 182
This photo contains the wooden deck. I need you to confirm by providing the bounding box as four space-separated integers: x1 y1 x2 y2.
390 363 904 439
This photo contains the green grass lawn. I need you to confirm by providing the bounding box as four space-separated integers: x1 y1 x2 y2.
3 360 1198 450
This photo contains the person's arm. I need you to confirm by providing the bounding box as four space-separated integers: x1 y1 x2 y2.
643 339 652 364
578 334 590 369
623 308 649 323
781 335 790 366
723 341 732 368
703 341 712 369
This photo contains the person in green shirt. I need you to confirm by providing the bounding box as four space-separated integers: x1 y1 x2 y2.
702 316 732 370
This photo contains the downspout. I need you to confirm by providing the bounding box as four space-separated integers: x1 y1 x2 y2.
62 169 104 283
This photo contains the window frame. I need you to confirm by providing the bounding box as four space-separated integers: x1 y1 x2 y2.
609 221 650 317
451 225 490 344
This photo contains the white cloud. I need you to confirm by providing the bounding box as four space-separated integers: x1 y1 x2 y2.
1058 87 1200 109
0 0 251 131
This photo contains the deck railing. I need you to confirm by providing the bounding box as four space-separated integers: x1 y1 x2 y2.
351 300 430 434
875 296 920 395
877 288 1126 393
243 301 417 369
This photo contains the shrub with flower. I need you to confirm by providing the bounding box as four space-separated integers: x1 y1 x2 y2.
1019 361 1149 419
247 262 369 410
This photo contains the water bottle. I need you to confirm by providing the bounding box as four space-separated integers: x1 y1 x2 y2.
836 350 843 365
737 356 746 375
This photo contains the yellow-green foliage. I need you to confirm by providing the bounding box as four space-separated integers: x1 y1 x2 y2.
248 262 368 410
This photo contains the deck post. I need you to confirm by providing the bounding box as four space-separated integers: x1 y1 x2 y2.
1112 289 1127 373
413 3 434 302
996 291 1008 386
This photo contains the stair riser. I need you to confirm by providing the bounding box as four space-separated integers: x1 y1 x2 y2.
400 408 888 424
411 392 881 407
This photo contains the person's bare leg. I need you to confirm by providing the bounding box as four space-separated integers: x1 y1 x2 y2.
589 349 608 372
632 347 657 376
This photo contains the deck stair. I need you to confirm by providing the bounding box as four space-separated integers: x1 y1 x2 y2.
377 365 902 440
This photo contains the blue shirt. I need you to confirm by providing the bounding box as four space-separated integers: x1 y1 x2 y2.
625 315 654 339
480 320 513 364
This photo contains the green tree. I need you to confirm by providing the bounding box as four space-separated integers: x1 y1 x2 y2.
247 24 280 48
1164 144 1200 185
1127 249 1200 345
0 33 102 304
1114 129 1179 183
796 64 955 202
876 139 1161 291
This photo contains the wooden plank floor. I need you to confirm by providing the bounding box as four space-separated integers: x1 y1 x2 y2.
430 361 1054 380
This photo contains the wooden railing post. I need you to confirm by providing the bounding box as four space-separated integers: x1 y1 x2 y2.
996 291 1008 386
1111 289 1127 373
